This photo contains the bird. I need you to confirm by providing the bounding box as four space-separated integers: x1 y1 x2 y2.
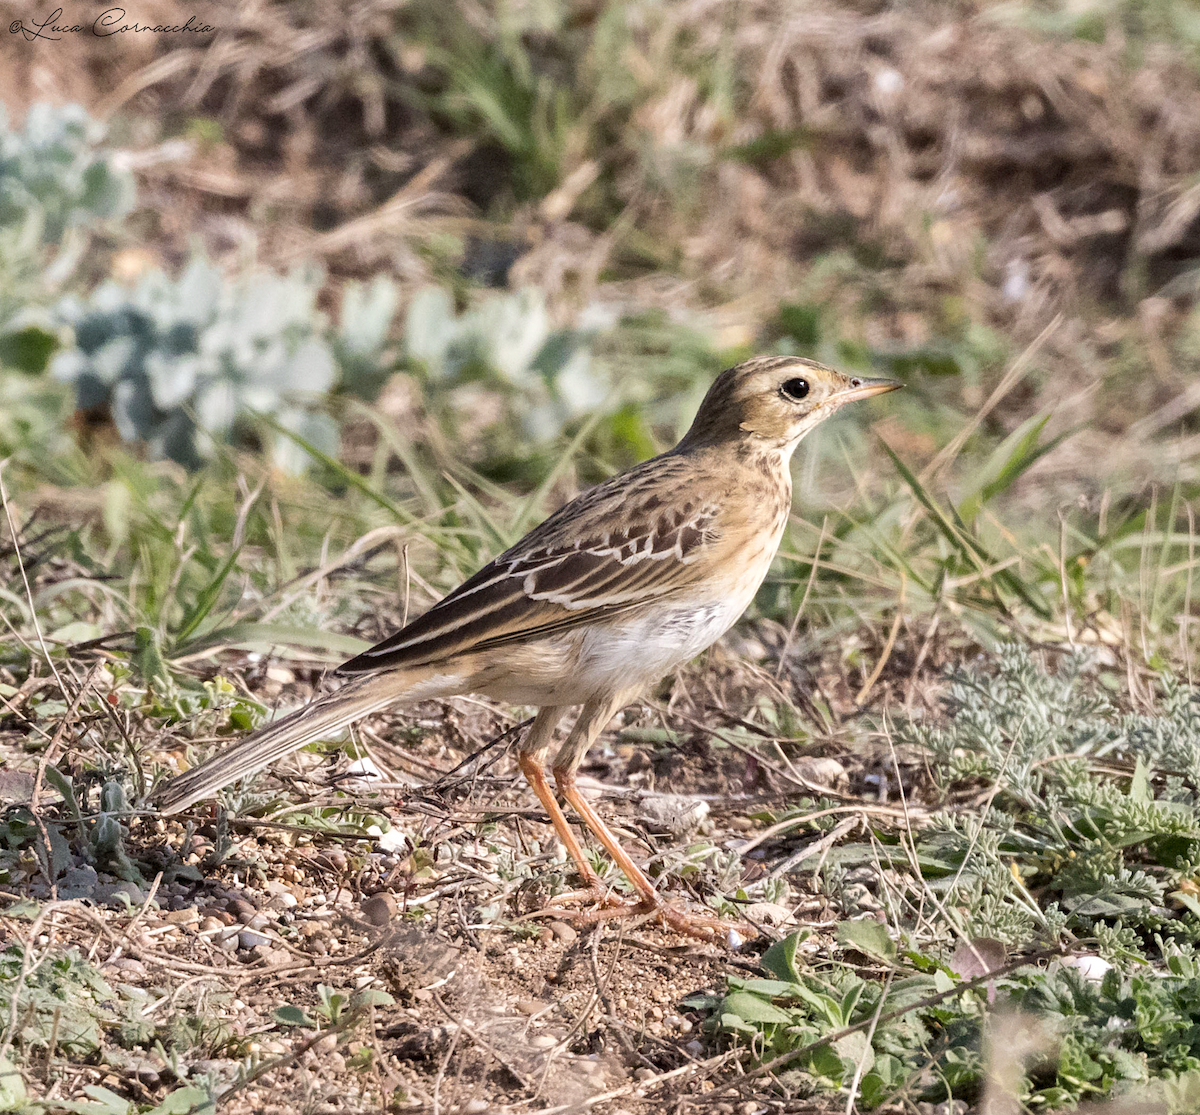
156 356 899 938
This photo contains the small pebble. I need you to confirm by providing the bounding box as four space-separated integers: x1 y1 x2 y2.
226 897 258 921
529 1034 557 1050
548 921 577 944
685 1040 704 1056
198 916 225 934
740 1103 759 1115
515 999 544 1015
299 921 325 938
239 930 271 950
361 894 397 927
165 907 199 925
464 1100 489 1115
92 881 145 908
649 1006 664 1021
199 907 235 926
634 1068 655 1082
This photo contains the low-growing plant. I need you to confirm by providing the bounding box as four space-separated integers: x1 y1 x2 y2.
51 259 340 471
0 103 133 342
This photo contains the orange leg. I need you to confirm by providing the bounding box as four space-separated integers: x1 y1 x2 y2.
554 764 731 942
517 750 603 891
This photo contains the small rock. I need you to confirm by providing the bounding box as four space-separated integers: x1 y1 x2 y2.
548 921 577 944
299 921 326 938
634 1068 656 1082
361 893 397 927
636 794 710 835
92 881 145 908
58 865 98 900
685 1040 704 1056
217 933 239 954
794 757 848 791
464 1100 489 1115
226 897 257 922
104 957 147 978
529 1034 557 1050
239 929 270 950
515 999 544 1015
740 1103 760 1115
741 902 794 926
199 906 235 925
198 916 226 934
165 907 199 925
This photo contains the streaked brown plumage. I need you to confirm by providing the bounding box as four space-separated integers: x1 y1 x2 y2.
156 355 899 938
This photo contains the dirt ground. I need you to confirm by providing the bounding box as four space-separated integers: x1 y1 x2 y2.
2 649 899 1113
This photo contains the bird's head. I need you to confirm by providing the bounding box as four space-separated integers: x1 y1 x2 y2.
678 356 901 452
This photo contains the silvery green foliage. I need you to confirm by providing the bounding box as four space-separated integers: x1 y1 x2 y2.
0 103 134 355
335 275 402 398
906 645 1200 943
0 102 133 246
405 285 607 441
51 259 338 471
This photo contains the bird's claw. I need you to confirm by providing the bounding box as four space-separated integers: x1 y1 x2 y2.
529 887 755 944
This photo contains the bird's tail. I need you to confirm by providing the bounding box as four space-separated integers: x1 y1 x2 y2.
155 668 437 814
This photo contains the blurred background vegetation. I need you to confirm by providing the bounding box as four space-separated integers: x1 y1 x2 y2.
4 1 1200 1109
2 0 1199 687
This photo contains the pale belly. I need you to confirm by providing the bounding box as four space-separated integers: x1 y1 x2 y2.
472 592 752 707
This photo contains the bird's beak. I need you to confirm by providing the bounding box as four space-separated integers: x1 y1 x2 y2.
834 376 903 404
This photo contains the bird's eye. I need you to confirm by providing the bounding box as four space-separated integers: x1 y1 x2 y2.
780 377 810 402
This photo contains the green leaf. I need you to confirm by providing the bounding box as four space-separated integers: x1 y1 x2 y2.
60 1085 132 1115
719 990 795 1025
837 919 897 962
145 1086 215 1115
172 544 243 645
0 325 58 374
761 930 807 982
1129 757 1152 805
1171 890 1200 920
273 1004 314 1027
0 1055 26 1113
172 622 371 660
352 988 395 1009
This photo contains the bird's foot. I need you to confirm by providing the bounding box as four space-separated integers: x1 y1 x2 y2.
530 888 755 945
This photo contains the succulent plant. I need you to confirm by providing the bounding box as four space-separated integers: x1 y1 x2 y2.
0 102 133 246
0 103 134 371
52 259 339 470
404 284 607 444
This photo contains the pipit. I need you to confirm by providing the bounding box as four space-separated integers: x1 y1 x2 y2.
157 356 899 938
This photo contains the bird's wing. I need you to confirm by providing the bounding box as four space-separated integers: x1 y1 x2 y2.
338 456 722 673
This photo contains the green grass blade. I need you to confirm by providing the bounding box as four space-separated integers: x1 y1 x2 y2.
172 622 373 660
172 544 243 646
